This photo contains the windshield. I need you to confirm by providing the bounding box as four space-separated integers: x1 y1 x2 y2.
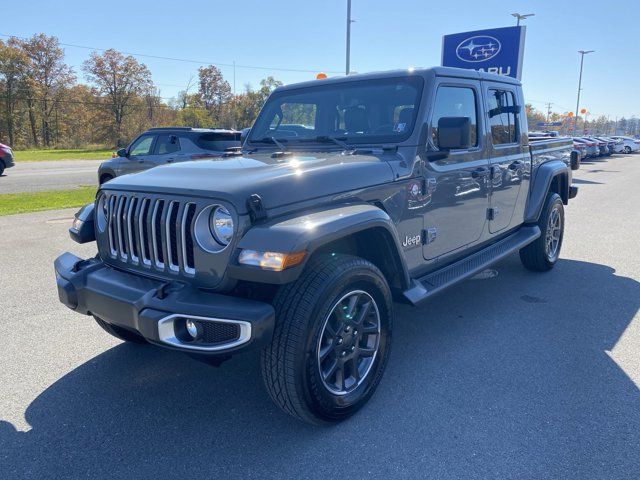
248 76 424 146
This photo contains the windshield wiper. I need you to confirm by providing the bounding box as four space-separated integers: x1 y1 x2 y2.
313 136 356 154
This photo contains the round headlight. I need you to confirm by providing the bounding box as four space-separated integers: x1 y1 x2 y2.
96 195 109 231
210 206 234 246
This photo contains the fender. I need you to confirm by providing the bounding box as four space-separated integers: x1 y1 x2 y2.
227 203 411 287
524 160 569 223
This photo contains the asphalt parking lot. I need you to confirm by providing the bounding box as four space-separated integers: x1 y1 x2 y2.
0 154 638 479
0 160 100 194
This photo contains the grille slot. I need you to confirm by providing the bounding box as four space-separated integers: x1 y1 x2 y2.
152 200 165 268
105 193 196 276
201 321 241 345
182 203 196 274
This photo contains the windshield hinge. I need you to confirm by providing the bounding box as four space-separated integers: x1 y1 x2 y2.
247 194 267 223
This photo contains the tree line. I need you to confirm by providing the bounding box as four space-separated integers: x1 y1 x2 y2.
0 34 282 149
525 104 639 136
1 34 638 150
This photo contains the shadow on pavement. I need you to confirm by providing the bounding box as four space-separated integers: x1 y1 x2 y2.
1 257 638 479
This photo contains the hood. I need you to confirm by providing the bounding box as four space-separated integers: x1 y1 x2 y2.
103 151 396 213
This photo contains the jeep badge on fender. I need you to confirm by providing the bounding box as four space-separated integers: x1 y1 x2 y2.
55 67 577 425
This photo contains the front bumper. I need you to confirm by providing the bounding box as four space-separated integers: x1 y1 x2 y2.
1 151 14 168
55 252 275 357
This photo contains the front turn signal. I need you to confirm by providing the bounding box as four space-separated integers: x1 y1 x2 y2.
238 250 306 271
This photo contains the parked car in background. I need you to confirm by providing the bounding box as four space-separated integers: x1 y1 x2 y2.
611 136 640 153
592 136 619 154
583 136 608 156
573 137 599 158
98 127 242 184
0 142 14 176
572 140 588 160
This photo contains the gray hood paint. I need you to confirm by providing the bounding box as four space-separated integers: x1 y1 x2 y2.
102 151 397 213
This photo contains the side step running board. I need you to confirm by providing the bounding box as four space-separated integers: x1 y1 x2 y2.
403 226 541 305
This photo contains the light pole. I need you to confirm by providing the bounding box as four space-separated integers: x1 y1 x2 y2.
573 50 595 134
511 13 535 26
346 0 353 75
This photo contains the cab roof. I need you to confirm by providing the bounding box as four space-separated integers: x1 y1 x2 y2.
274 66 521 93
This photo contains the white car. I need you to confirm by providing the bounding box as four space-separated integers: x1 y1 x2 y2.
611 136 640 153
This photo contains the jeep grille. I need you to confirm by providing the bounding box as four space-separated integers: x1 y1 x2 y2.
104 193 197 275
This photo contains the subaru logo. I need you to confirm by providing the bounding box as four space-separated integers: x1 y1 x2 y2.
456 35 501 63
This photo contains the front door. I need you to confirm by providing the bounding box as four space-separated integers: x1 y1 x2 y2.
484 85 527 233
422 82 490 261
119 134 156 175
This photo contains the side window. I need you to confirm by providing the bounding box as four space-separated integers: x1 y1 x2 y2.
129 135 154 156
488 89 518 145
431 87 478 147
155 134 181 154
431 86 478 148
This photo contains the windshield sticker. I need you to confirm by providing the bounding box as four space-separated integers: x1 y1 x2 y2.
395 123 407 133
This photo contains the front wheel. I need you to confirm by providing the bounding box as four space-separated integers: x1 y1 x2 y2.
624 146 632 154
520 193 564 271
261 254 393 424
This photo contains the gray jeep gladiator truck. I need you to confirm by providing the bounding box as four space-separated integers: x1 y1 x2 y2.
55 67 578 424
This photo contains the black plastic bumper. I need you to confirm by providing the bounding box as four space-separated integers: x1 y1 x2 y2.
569 185 578 199
54 252 275 356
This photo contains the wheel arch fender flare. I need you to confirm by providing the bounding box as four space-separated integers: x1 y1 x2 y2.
524 161 570 223
230 203 411 289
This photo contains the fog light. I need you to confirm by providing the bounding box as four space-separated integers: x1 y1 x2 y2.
185 319 201 339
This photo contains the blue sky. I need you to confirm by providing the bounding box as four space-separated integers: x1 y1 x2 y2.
3 0 638 118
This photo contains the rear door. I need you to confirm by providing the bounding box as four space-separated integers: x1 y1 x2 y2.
483 84 527 233
422 81 490 261
153 133 183 164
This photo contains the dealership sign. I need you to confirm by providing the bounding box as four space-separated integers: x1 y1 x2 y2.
442 26 526 80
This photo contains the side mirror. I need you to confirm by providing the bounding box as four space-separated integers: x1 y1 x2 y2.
437 117 471 150
116 148 128 158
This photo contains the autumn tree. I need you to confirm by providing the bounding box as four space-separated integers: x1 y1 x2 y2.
19 34 75 146
83 49 153 146
0 39 28 145
198 65 231 125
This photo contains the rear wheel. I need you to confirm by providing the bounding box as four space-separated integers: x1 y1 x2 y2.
93 316 147 344
624 146 632 154
520 193 564 272
261 254 393 424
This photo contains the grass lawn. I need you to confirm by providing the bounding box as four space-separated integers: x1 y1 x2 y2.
0 186 97 216
13 148 113 162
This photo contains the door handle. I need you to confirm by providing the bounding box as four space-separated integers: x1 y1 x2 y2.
167 158 174 163
471 167 490 178
509 160 524 170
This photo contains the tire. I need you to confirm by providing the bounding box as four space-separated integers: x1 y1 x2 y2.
93 315 147 344
520 192 564 272
99 173 114 184
624 146 631 154
0 160 5 176
261 254 393 424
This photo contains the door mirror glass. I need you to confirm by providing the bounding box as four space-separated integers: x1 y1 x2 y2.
437 117 471 150
116 148 128 158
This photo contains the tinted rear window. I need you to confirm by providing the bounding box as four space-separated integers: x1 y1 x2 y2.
195 132 241 151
